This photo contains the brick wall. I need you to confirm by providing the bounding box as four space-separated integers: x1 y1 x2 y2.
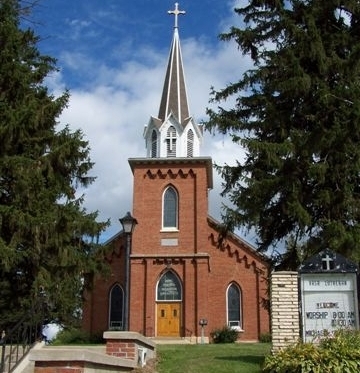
35 361 84 373
82 158 270 341
271 271 300 351
106 340 135 359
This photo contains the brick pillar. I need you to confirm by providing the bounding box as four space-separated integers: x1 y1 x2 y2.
271 271 300 351
106 339 136 360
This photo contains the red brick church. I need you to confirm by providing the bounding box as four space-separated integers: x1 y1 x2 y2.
82 3 269 342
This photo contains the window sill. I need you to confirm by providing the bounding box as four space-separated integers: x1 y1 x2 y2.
160 228 179 233
231 326 244 332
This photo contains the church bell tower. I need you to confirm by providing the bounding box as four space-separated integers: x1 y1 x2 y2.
128 2 213 337
143 2 203 158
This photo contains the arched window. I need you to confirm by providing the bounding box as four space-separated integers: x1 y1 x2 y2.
227 283 242 329
109 284 124 330
187 129 194 157
151 130 157 158
163 186 178 229
157 271 182 301
166 126 177 157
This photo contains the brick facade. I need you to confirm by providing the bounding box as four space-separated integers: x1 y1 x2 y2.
83 157 269 341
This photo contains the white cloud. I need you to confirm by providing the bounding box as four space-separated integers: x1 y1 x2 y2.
46 4 252 242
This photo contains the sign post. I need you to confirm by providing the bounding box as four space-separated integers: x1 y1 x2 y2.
199 319 208 344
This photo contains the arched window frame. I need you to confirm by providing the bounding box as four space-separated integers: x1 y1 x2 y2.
226 282 243 331
186 129 194 157
151 129 158 158
109 284 124 330
156 270 182 301
162 185 178 230
166 126 177 157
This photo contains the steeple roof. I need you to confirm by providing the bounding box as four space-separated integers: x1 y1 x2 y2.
158 3 189 124
143 3 203 159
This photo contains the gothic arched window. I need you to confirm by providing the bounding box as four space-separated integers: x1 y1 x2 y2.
163 186 178 229
227 283 242 329
166 126 177 157
109 284 124 330
157 271 182 301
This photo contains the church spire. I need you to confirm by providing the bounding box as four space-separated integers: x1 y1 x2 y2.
144 3 203 159
158 3 189 123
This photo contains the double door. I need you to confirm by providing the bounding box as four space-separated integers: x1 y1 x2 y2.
157 303 180 337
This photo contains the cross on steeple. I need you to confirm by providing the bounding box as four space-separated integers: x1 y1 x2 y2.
168 3 186 29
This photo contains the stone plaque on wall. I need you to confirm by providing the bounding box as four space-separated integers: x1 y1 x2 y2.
299 249 359 343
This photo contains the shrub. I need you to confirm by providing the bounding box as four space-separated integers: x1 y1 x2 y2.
51 327 103 345
211 325 239 343
259 332 272 343
262 330 360 373
262 342 320 373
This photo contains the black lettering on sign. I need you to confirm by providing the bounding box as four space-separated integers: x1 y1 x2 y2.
331 319 347 327
316 302 339 309
305 330 328 337
306 312 328 319
332 312 346 319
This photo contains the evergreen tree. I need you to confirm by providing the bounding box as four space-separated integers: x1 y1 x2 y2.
206 0 360 267
0 0 109 327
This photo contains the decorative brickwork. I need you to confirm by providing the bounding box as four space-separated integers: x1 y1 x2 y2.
271 271 300 351
83 158 270 342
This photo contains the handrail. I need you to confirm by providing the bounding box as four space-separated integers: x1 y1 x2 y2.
0 305 44 373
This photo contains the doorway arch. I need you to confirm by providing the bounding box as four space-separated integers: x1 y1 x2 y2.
156 270 182 337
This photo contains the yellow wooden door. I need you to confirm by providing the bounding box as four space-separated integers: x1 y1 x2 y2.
157 303 180 337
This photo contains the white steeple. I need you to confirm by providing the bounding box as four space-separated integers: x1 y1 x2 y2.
143 3 203 159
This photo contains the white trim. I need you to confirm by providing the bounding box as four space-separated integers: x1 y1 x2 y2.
162 185 179 229
226 282 243 330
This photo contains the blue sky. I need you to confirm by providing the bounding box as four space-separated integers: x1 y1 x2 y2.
27 0 256 243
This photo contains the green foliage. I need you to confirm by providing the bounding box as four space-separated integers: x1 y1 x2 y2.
0 0 109 328
259 332 272 343
51 327 104 345
205 0 360 266
263 330 360 373
211 325 239 343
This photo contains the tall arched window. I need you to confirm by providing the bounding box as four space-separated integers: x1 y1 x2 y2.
186 129 194 157
166 126 177 157
227 283 242 329
109 284 124 330
157 271 182 301
163 186 178 229
151 130 158 158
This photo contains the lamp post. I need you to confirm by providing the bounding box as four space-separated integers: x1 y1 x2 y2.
119 212 137 331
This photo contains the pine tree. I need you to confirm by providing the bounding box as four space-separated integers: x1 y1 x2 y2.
0 0 109 327
206 1 360 267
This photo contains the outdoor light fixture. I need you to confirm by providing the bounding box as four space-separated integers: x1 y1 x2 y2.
119 211 137 331
120 211 137 235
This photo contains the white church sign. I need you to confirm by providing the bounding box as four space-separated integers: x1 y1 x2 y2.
299 250 359 343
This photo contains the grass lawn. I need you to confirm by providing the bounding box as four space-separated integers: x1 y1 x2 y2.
156 343 271 373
